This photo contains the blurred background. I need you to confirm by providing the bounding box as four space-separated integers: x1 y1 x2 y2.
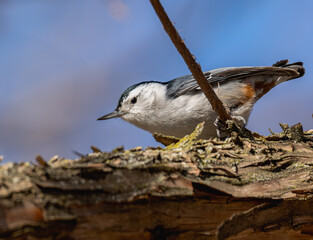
0 0 312 162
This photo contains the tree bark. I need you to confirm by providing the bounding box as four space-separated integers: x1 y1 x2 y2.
0 124 312 240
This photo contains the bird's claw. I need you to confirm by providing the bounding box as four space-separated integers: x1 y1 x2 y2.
214 116 252 139
214 118 228 138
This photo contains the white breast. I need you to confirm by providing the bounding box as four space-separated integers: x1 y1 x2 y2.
123 82 255 138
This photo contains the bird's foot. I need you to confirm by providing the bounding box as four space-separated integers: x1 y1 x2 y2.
214 116 253 140
214 117 228 139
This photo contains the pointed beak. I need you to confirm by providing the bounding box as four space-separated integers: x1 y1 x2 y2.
97 110 124 120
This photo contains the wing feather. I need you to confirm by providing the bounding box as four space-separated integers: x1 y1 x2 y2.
166 64 300 98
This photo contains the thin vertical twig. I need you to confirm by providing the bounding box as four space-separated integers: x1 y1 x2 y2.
150 0 231 122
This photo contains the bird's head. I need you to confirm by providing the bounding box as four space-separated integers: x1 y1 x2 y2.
97 81 164 124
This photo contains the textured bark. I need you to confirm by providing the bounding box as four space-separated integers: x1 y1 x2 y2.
0 124 312 240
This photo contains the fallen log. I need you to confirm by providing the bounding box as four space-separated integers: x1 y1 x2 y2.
0 123 312 240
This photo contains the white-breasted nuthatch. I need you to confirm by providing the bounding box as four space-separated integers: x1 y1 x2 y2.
98 60 304 138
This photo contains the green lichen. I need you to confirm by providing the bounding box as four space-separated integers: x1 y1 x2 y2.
165 122 205 151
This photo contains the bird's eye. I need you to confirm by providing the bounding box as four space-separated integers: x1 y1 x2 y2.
131 97 137 104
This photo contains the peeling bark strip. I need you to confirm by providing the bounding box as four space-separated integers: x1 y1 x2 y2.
0 124 312 239
149 0 231 122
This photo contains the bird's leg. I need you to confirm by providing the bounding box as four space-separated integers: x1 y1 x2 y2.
214 116 253 140
214 117 229 139
231 115 247 128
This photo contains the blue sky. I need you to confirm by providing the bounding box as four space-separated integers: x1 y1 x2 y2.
0 0 312 162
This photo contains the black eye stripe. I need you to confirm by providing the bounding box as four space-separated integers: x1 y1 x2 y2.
131 97 137 104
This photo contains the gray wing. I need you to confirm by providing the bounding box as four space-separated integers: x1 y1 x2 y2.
166 60 302 98
166 71 215 98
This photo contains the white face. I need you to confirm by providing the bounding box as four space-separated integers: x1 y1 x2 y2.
118 84 157 123
98 82 167 133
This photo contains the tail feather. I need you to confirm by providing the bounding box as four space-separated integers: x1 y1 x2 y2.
272 59 290 67
273 59 305 78
250 59 305 101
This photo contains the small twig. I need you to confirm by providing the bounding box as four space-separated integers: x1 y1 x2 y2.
91 145 102 153
150 0 231 122
35 155 49 167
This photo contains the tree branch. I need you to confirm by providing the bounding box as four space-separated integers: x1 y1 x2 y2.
150 0 231 122
0 126 312 239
